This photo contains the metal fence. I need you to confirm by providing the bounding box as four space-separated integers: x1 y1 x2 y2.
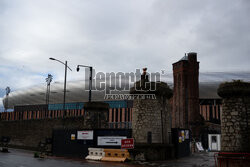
214 152 250 167
108 122 132 129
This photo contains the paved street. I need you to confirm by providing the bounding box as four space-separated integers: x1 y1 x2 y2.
136 152 216 167
0 149 216 167
0 149 138 167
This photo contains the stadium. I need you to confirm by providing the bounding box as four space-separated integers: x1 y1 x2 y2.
2 67 249 124
1 53 249 153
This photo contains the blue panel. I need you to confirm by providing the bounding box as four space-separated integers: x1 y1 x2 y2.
104 101 127 108
48 101 128 110
48 102 84 110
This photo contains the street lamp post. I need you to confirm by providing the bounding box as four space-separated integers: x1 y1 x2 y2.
49 58 72 116
76 65 93 102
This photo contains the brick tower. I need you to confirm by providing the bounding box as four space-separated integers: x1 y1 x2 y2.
172 52 200 133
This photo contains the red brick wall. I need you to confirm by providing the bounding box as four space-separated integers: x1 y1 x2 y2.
172 52 200 129
199 103 221 122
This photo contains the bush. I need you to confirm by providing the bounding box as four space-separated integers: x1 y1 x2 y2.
217 80 250 98
130 81 173 99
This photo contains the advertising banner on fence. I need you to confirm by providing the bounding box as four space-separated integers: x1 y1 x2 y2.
97 136 127 146
77 130 94 140
121 138 134 149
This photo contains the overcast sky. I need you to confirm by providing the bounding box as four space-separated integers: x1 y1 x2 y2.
0 0 250 107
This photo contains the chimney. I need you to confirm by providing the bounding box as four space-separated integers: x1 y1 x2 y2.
188 52 197 62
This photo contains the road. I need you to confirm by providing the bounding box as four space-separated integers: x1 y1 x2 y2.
135 152 216 167
0 148 216 167
0 149 138 167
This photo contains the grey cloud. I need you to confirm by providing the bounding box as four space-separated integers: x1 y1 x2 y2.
0 0 250 107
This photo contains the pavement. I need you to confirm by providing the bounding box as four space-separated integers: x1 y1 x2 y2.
0 148 216 167
135 152 216 167
0 149 139 167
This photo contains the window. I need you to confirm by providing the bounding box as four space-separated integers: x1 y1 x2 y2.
112 108 115 122
116 108 119 122
128 108 130 122
212 136 217 143
120 108 122 122
125 108 127 122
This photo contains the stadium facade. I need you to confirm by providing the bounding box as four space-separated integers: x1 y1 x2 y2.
1 56 222 128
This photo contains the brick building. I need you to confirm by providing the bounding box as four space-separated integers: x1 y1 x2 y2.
172 52 200 131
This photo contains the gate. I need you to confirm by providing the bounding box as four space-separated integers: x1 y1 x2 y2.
52 129 132 158
171 128 191 158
